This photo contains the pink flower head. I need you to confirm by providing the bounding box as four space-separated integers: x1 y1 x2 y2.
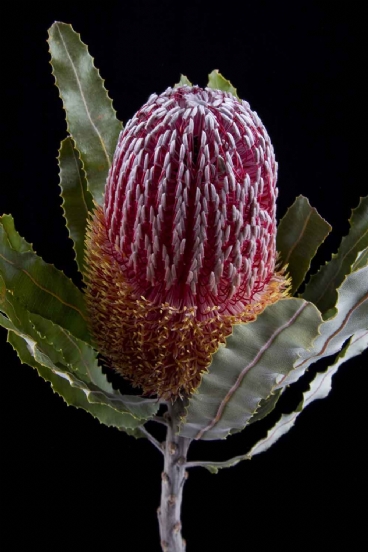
85 85 288 398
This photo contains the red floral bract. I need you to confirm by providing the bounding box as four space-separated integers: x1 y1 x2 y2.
85 85 288 398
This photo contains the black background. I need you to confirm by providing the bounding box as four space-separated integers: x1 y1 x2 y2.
1 2 367 551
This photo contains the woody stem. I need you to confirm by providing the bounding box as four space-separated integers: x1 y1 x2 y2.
158 400 191 552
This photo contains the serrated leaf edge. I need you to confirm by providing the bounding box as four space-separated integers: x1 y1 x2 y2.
277 194 332 293
302 195 368 307
207 69 239 99
0 217 89 327
47 21 123 203
58 136 94 274
28 315 157 420
180 298 324 440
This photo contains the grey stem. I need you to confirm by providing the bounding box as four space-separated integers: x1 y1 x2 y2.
158 400 192 552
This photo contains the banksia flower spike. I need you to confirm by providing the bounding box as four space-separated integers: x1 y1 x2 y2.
85 85 289 398
2 24 367 552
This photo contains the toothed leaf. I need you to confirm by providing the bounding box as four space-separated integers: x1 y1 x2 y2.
207 70 239 98
8 331 142 429
29 311 159 420
193 329 367 472
0 215 32 253
226 388 284 436
48 22 122 205
302 196 368 313
279 264 368 388
246 388 284 426
0 284 158 427
277 195 331 294
0 215 90 343
249 329 368 457
351 247 368 272
179 298 322 440
174 74 193 87
58 137 94 273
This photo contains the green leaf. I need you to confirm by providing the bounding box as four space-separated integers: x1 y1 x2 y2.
121 426 150 439
8 331 142 430
192 328 367 472
0 215 90 343
279 264 368 388
351 247 368 272
188 453 252 474
58 137 94 273
249 329 368 457
30 311 158 420
179 298 322 440
174 74 193 87
247 388 284 426
207 70 239 98
0 284 158 428
302 196 368 313
191 328 367 472
0 215 32 253
277 196 331 294
48 22 122 205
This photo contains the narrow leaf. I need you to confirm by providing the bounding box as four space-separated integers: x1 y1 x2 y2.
302 196 368 313
121 426 151 439
1 286 158 427
246 388 283 426
279 264 368 388
174 74 193 87
187 453 251 475
277 196 331 294
179 298 322 441
190 328 367 472
48 22 122 205
0 215 32 253
0 216 90 343
249 329 368 457
207 70 239 98
30 312 158 420
351 247 368 272
59 137 94 273
8 331 142 429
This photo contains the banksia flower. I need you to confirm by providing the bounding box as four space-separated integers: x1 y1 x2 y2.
85 85 288 398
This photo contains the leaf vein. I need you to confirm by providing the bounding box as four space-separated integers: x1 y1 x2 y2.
70 139 90 217
283 211 312 265
195 302 308 439
295 291 368 370
55 23 111 169
313 228 368 305
0 251 87 321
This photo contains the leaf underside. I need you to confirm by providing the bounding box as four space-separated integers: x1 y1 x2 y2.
179 298 322 440
193 251 368 469
279 262 368 388
202 254 368 467
302 196 368 314
249 328 368 458
198 328 367 473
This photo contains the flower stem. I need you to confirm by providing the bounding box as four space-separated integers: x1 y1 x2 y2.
158 400 191 552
